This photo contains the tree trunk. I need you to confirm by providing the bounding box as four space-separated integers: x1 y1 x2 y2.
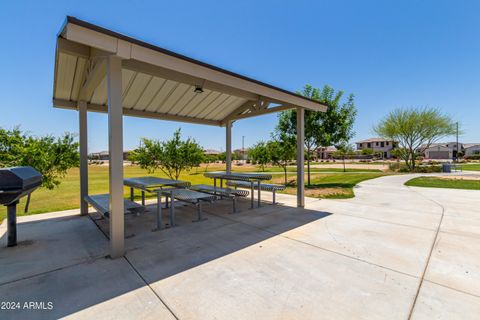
24 193 31 214
284 167 288 186
343 156 346 172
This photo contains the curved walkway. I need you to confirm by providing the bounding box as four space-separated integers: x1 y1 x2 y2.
306 173 480 319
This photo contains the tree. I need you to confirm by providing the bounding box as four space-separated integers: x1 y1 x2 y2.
203 154 218 173
0 127 79 213
267 133 296 185
361 148 374 156
374 107 457 170
217 151 237 163
248 141 270 171
276 84 357 185
333 143 355 172
131 129 204 180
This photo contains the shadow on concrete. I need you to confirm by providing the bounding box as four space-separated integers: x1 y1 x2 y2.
0 198 331 319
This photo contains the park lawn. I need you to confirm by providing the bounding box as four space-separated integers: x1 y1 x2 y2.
462 163 480 171
0 165 215 222
275 172 387 199
0 165 387 222
206 164 382 173
405 177 480 190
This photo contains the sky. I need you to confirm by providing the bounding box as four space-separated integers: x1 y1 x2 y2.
0 0 479 152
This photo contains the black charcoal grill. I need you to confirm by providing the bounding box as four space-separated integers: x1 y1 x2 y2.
0 167 42 246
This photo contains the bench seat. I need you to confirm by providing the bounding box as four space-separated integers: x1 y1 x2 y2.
190 184 249 213
85 194 145 218
160 188 216 225
226 181 286 204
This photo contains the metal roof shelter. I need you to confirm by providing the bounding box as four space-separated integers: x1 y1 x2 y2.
53 16 327 258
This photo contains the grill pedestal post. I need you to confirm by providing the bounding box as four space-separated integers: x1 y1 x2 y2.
7 201 18 247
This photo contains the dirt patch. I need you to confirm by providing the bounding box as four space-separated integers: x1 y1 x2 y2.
283 187 351 198
308 163 389 171
438 175 480 181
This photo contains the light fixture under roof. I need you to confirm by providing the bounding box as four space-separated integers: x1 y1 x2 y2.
194 85 204 93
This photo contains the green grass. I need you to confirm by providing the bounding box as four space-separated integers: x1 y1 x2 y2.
405 177 480 190
280 172 388 199
0 165 215 222
0 164 388 221
266 167 382 173
462 163 480 171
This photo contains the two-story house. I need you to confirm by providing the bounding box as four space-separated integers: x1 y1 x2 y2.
356 138 396 158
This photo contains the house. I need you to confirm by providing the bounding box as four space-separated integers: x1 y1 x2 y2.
203 149 221 156
315 146 337 160
421 142 480 159
356 138 396 158
89 150 131 161
423 144 453 159
234 148 249 160
463 144 480 157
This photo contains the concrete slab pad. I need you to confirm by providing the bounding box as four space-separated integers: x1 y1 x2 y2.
146 234 419 320
91 203 238 251
425 232 480 296
0 215 108 285
441 214 480 239
0 257 175 320
411 281 480 320
282 213 436 276
308 199 441 231
126 221 279 283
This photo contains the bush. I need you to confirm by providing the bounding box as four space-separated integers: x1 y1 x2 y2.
465 155 480 160
397 164 442 173
389 162 400 171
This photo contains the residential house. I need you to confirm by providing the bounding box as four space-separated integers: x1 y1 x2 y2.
421 142 480 159
356 138 396 158
234 148 249 160
464 144 480 157
423 144 453 159
89 151 131 161
315 146 337 160
203 149 221 156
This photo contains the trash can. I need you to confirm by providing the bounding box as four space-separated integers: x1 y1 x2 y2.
442 163 451 173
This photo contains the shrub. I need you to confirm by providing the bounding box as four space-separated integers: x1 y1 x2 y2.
465 155 480 161
396 164 442 173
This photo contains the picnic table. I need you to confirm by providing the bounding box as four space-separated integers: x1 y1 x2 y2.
124 176 190 230
124 176 190 204
204 172 272 208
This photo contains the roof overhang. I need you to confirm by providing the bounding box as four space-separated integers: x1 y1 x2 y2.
53 17 327 127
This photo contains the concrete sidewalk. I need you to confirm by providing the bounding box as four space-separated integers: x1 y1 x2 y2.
0 174 479 319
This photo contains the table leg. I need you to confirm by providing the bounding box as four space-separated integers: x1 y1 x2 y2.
130 187 134 201
141 191 145 206
169 191 176 227
192 202 208 222
250 181 254 209
257 180 261 207
153 192 163 231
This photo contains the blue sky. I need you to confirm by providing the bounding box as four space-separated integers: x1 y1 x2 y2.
1 0 479 152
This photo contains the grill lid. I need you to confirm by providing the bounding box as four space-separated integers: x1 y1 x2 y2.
0 166 42 192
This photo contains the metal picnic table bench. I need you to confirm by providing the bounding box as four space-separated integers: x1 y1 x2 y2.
124 176 190 205
124 176 214 230
159 188 217 228
203 172 273 208
190 184 249 213
84 194 145 218
226 181 286 205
